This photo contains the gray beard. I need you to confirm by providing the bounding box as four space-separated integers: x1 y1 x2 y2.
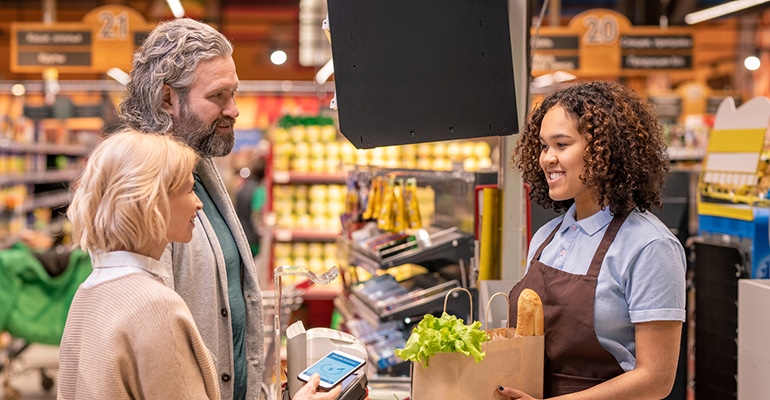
171 104 235 158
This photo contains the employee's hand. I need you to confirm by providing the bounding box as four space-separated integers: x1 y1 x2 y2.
497 385 538 400
293 373 342 400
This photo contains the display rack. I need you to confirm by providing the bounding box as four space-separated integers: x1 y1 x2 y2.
695 96 770 278
349 279 462 327
348 226 473 274
335 167 491 377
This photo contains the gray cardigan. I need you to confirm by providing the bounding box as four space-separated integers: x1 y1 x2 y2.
161 157 265 400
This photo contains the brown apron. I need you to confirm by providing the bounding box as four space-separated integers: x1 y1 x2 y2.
509 214 628 397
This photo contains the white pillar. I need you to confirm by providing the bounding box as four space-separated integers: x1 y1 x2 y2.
500 0 530 282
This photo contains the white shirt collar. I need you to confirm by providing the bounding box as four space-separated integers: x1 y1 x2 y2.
92 250 170 279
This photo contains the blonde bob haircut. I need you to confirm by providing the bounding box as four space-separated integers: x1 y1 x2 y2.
68 129 199 253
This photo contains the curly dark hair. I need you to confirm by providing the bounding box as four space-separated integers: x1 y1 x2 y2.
512 80 670 217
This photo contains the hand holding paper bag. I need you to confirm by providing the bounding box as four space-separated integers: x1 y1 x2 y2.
405 288 544 400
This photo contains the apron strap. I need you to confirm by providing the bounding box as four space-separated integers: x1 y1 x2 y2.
533 220 563 261
586 213 629 278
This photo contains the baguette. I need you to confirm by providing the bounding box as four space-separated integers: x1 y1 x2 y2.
515 288 544 336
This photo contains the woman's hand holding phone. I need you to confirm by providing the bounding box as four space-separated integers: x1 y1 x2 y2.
297 350 366 390
293 373 342 400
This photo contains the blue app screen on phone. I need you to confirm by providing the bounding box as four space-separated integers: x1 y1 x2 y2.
305 352 361 385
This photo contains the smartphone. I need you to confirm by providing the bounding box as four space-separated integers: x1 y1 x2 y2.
297 350 366 390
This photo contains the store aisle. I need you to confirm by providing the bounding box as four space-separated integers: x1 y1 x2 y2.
1 343 58 400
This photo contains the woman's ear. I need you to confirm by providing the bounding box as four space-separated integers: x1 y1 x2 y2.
162 84 174 111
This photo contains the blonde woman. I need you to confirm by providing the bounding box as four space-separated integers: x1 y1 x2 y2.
58 129 217 399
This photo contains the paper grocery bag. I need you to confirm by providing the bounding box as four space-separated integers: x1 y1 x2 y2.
410 288 544 400
411 327 544 400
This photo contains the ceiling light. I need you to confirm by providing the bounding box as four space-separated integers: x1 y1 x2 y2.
106 67 130 86
532 74 554 89
685 0 770 25
552 71 577 83
271 50 288 65
531 71 576 89
239 167 251 179
166 0 185 19
10 84 26 97
744 55 761 70
314 58 334 84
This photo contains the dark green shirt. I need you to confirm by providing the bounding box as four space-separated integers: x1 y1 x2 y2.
194 173 247 400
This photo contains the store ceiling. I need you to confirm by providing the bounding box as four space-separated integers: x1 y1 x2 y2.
0 0 766 82
3 1 763 26
1 0 300 11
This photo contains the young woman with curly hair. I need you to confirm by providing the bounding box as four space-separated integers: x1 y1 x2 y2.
499 81 686 399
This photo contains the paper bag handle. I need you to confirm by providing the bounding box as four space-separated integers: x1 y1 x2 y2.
484 292 511 330
443 287 473 322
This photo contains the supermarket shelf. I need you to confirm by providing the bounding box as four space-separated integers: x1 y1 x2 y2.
273 228 340 242
272 171 347 184
0 169 81 186
350 279 461 324
351 227 474 273
22 190 72 212
0 215 69 249
0 141 91 156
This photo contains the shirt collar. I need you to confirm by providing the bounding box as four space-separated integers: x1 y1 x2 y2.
561 204 614 236
92 251 170 279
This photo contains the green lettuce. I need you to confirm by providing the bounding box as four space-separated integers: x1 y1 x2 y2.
395 312 489 366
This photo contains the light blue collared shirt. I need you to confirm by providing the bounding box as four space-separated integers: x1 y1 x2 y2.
527 205 686 372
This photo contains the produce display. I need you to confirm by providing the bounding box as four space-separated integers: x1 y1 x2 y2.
268 115 495 173
273 242 338 277
273 183 345 231
270 117 341 173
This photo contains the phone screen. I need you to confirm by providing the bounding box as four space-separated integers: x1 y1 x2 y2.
299 351 365 388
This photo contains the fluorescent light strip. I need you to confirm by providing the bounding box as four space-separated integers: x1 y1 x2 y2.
166 0 185 19
685 0 770 24
315 58 334 85
106 67 130 86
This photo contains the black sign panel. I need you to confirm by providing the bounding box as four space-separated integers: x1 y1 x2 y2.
620 34 692 70
532 35 579 50
533 54 579 71
17 51 91 67
16 30 92 46
620 35 692 50
622 55 691 69
328 0 519 149
134 31 150 46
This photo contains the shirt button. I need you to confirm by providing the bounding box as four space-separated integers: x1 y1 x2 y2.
221 308 228 317
559 249 566 256
221 373 231 382
571 225 577 231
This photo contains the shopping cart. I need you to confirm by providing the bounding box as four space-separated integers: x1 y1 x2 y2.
0 243 91 400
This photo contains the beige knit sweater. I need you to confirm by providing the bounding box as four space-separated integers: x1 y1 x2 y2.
58 273 220 399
